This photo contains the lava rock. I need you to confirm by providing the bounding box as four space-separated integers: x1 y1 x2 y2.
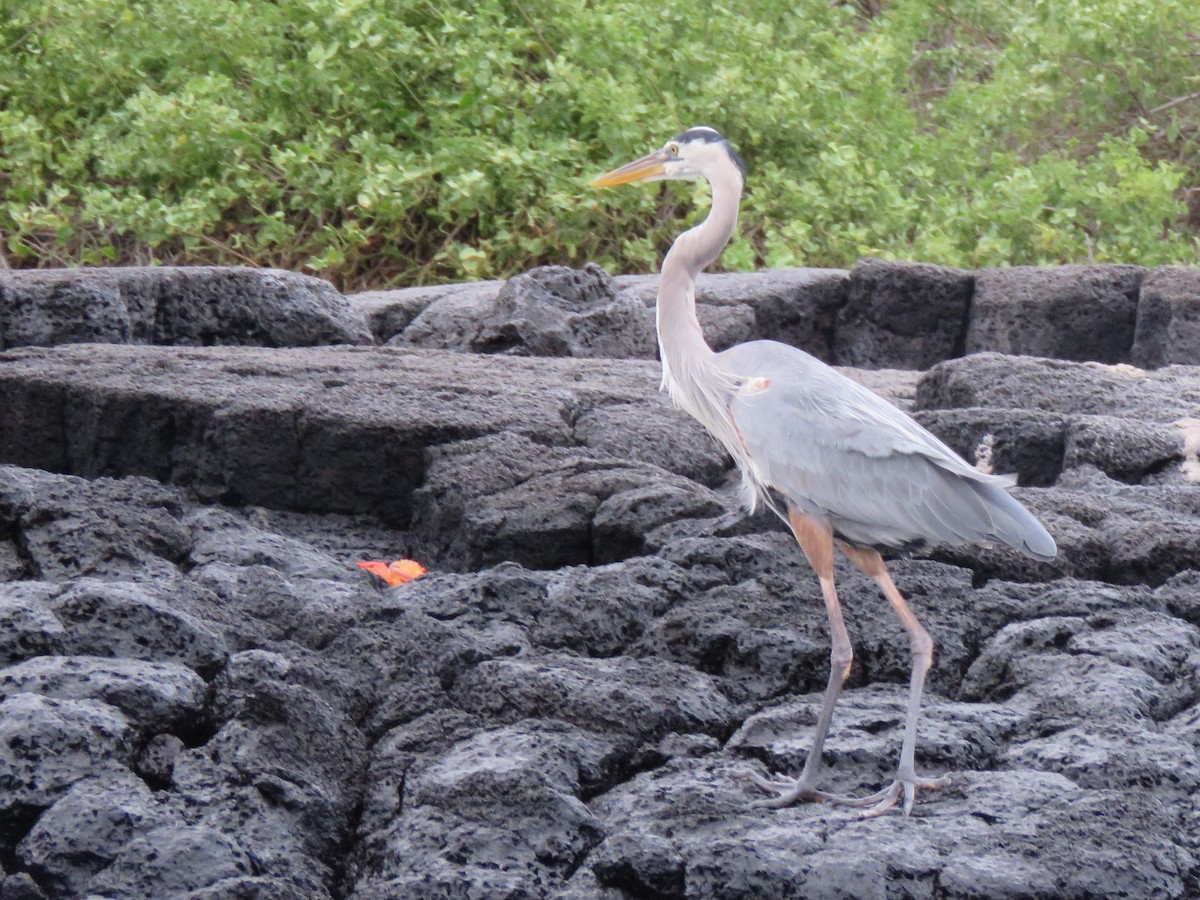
572 401 731 488
0 266 372 350
399 264 657 358
583 741 1195 899
0 467 191 582
0 345 669 525
1 264 1199 897
636 545 983 703
85 824 256 897
835 258 974 369
0 586 65 666
353 722 613 896
0 693 133 816
48 578 229 677
451 652 738 741
204 650 368 850
913 407 1069 486
966 264 1144 363
917 352 1200 420
412 432 726 571
1004 721 1200 796
349 280 503 343
1132 265 1200 367
16 768 176 896
0 655 207 737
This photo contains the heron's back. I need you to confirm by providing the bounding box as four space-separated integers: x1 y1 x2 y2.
715 340 1057 561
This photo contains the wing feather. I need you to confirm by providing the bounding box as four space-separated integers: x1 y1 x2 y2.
717 341 1055 558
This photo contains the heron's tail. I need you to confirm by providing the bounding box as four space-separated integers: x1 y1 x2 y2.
973 480 1057 561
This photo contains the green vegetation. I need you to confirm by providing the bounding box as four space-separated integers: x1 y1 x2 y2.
1 0 1197 288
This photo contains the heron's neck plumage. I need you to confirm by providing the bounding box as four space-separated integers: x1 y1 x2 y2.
656 170 742 400
654 167 764 510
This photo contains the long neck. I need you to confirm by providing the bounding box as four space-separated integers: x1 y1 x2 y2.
657 169 742 377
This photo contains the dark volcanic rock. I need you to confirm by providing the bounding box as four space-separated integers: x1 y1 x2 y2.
834 258 974 368
85 824 257 897
1132 266 1200 367
0 693 134 816
0 586 65 666
914 407 1069 486
917 351 1200 420
966 264 1144 363
916 352 1199 487
412 432 725 571
399 264 657 358
2 265 1200 898
0 655 207 736
352 720 612 898
580 746 1195 899
16 768 176 896
451 652 738 740
0 467 191 581
348 279 504 343
0 345 667 525
49 578 230 676
0 266 372 350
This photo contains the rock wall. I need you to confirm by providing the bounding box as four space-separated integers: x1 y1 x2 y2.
6 258 1200 368
0 261 1198 898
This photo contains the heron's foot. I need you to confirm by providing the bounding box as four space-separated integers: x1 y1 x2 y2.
739 769 863 809
843 770 951 818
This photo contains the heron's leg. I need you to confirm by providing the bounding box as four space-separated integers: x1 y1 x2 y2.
837 544 949 817
746 510 857 808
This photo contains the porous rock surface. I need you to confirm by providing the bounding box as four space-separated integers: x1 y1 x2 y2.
0 261 1198 898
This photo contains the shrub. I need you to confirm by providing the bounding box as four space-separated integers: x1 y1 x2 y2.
0 0 1197 288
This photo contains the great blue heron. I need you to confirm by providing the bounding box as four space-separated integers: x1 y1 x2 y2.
591 126 1056 817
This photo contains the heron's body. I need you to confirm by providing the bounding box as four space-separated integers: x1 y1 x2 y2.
592 126 1056 816
716 338 1054 556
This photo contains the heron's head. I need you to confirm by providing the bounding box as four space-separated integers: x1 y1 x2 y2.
591 126 746 189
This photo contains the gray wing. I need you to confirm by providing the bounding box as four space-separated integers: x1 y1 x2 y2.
720 341 1056 559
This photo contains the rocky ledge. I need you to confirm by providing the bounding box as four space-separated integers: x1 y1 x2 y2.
0 261 1198 898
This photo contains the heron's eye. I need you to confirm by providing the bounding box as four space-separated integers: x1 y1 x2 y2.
667 143 679 157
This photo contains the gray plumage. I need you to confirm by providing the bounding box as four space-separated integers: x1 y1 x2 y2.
720 339 1057 558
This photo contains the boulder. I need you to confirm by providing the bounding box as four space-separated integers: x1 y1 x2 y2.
85 825 256 897
917 352 1200 420
0 467 192 582
834 258 974 368
0 693 133 816
49 579 230 677
348 279 503 343
411 432 726 571
966 264 1144 363
399 264 657 358
352 722 612 897
1132 266 1200 367
450 652 738 741
0 266 372 350
0 655 208 736
0 587 66 666
16 768 176 896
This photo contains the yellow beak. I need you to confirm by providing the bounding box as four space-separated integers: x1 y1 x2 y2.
590 150 667 187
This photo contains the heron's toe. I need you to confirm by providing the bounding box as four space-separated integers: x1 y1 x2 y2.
854 772 950 819
740 768 869 809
